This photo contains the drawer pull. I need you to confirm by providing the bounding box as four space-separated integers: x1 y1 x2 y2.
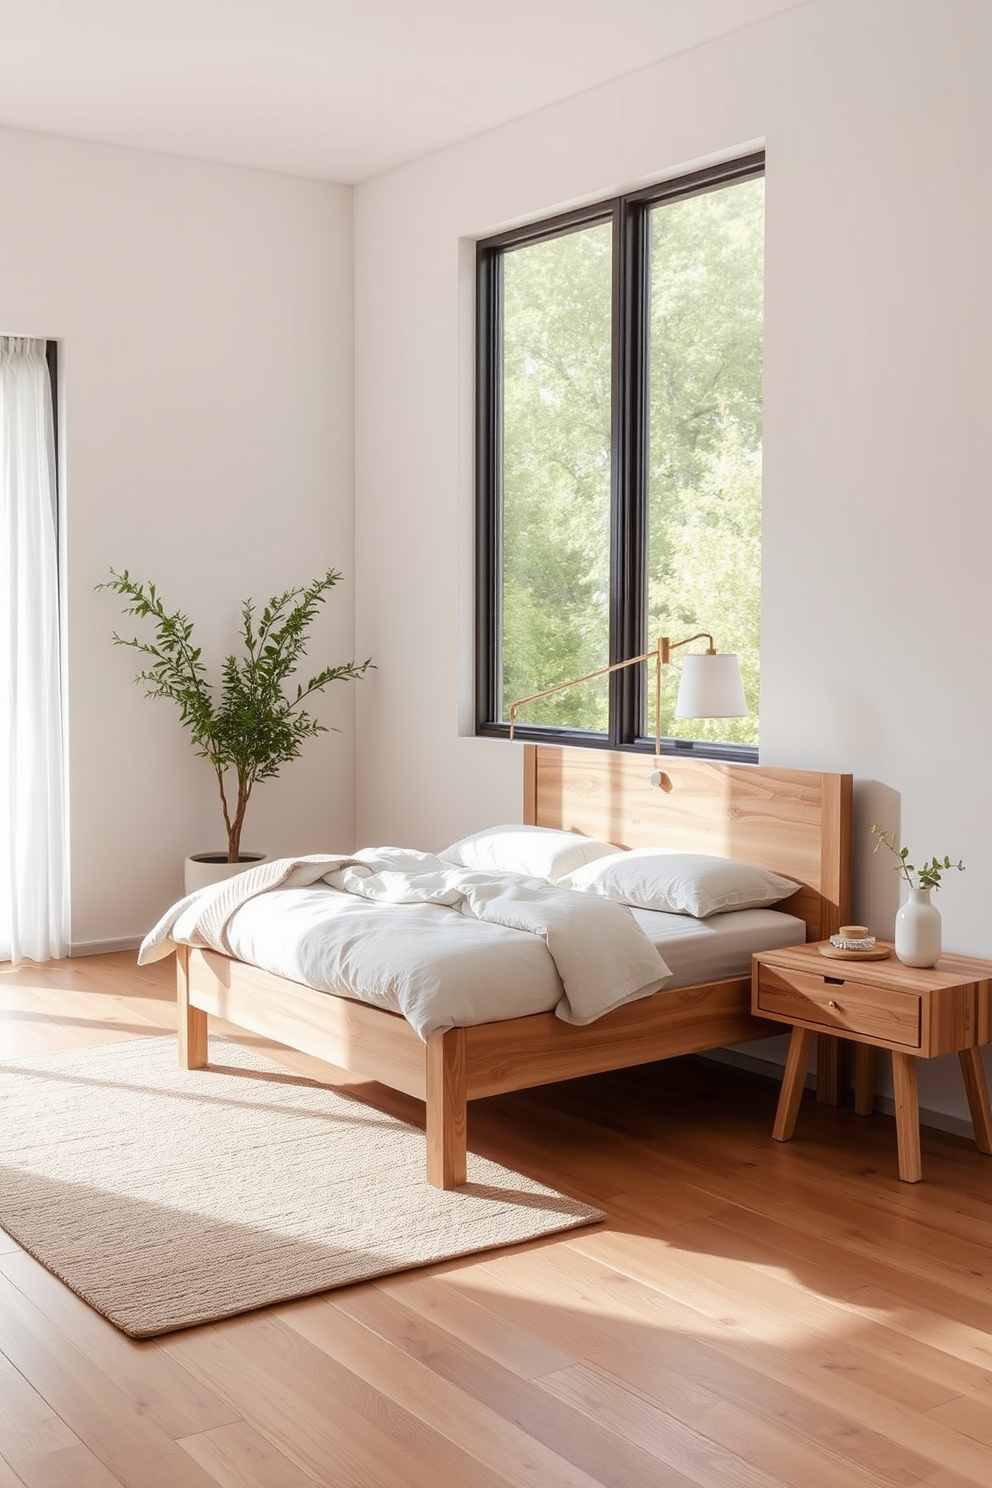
828 999 839 1009
824 975 845 986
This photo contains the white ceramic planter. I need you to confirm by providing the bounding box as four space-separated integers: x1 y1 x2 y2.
184 852 267 896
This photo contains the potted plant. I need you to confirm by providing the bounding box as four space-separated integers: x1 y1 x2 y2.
870 825 965 968
100 567 372 891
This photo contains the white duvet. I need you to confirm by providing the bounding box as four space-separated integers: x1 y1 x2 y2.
138 847 672 1040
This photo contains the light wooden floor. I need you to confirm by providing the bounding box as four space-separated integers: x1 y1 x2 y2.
3 954 992 1487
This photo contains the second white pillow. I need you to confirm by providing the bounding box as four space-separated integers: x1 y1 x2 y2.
559 848 800 918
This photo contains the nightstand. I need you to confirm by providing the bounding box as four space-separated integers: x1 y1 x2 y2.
751 942 992 1181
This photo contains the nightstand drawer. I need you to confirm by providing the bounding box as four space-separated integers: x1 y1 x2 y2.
755 965 922 1047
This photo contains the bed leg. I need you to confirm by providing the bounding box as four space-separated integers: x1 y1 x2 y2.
426 1028 467 1189
176 946 208 1068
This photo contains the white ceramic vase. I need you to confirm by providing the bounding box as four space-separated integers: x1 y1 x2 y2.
894 886 942 968
184 852 267 895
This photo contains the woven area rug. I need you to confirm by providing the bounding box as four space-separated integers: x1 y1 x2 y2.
0 1034 602 1337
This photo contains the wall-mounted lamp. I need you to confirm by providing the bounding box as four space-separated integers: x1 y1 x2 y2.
508 632 747 784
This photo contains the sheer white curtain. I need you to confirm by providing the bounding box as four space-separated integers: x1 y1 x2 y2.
0 336 68 963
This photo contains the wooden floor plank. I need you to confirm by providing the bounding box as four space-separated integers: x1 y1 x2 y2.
639 1153 992 1311
0 1454 27 1488
842 1284 992 1376
285 1293 611 1488
539 1362 792 1488
177 1421 325 1488
0 1278 219 1488
371 1270 577 1377
12 1443 129 1488
448 1245 935 1486
573 1223 963 1411
458 1267 900 1488
331 1284 694 1488
166 1311 518 1488
694 1395 902 1488
0 1349 126 1487
0 1348 84 1466
0 1249 243 1441
467 1090 739 1215
530 1054 992 1203
922 1470 992 1488
924 1385 992 1446
568 1230 992 1482
0 954 175 1058
623 1205 992 1399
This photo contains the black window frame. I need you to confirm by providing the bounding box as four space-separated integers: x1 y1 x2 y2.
475 150 764 763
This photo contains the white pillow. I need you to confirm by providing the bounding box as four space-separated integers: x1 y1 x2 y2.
558 848 800 918
438 825 617 881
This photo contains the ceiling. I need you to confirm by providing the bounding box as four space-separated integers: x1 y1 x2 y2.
0 0 807 183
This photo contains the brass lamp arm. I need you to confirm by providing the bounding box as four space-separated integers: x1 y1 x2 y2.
659 632 715 664
508 634 715 754
508 642 657 735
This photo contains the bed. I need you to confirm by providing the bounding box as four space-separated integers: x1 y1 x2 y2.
172 745 852 1187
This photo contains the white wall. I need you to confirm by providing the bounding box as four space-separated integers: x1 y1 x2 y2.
0 126 357 950
353 0 992 1124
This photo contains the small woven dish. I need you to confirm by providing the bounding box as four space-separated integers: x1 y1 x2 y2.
819 942 891 961
819 924 890 960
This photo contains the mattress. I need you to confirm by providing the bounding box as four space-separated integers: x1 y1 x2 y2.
628 905 806 988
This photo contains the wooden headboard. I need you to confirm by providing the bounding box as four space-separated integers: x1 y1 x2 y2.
524 745 852 943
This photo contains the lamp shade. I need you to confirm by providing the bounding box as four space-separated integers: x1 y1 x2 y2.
674 653 747 719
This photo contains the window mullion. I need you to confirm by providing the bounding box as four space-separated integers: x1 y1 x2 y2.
610 198 649 747
607 199 624 748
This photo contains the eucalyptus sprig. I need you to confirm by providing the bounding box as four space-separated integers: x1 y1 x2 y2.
99 567 373 862
870 825 965 892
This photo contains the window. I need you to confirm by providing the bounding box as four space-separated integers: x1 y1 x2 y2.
476 153 764 759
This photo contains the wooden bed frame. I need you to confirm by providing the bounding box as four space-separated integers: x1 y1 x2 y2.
176 745 852 1187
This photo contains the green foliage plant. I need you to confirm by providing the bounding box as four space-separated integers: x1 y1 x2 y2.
99 568 372 863
870 825 965 893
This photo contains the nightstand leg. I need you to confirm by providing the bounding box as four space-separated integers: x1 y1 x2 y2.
959 1047 992 1156
854 1045 877 1116
773 1026 815 1142
891 1052 922 1182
